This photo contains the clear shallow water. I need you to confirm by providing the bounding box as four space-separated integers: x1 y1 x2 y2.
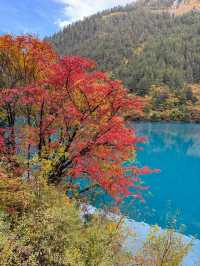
132 122 200 237
92 122 200 238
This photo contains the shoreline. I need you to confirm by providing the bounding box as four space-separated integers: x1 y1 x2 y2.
131 118 200 124
82 204 200 266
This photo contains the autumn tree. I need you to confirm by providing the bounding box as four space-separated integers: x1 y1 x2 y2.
0 35 57 160
0 35 153 202
0 35 56 88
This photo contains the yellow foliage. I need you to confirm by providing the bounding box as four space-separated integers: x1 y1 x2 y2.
0 181 131 266
0 172 33 215
133 225 191 266
102 12 127 20
133 42 146 56
169 0 200 16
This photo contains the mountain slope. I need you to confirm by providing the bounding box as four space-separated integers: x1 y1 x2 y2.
47 0 200 97
48 4 172 68
169 0 200 15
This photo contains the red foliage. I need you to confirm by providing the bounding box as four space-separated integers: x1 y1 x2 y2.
0 129 5 152
0 35 155 201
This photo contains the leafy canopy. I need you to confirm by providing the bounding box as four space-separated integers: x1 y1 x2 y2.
0 35 155 202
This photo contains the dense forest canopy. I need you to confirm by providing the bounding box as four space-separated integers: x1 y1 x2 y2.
48 0 200 96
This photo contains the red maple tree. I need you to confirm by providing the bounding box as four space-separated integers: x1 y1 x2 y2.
0 35 156 201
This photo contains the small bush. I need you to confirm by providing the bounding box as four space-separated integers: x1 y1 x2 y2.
0 178 132 266
132 225 191 266
169 108 185 121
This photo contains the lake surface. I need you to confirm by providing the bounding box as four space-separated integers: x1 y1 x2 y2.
93 122 200 238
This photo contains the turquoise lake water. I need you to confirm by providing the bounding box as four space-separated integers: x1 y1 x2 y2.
92 122 200 238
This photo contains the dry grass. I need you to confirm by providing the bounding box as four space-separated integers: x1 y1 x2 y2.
169 0 200 16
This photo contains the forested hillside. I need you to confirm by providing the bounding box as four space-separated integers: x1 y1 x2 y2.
48 0 200 121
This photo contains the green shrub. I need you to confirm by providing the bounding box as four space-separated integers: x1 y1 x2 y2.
0 168 192 266
0 181 132 266
133 225 191 266
169 108 185 121
148 110 162 121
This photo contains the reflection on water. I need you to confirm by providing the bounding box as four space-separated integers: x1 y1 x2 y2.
130 122 200 238
134 122 200 158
